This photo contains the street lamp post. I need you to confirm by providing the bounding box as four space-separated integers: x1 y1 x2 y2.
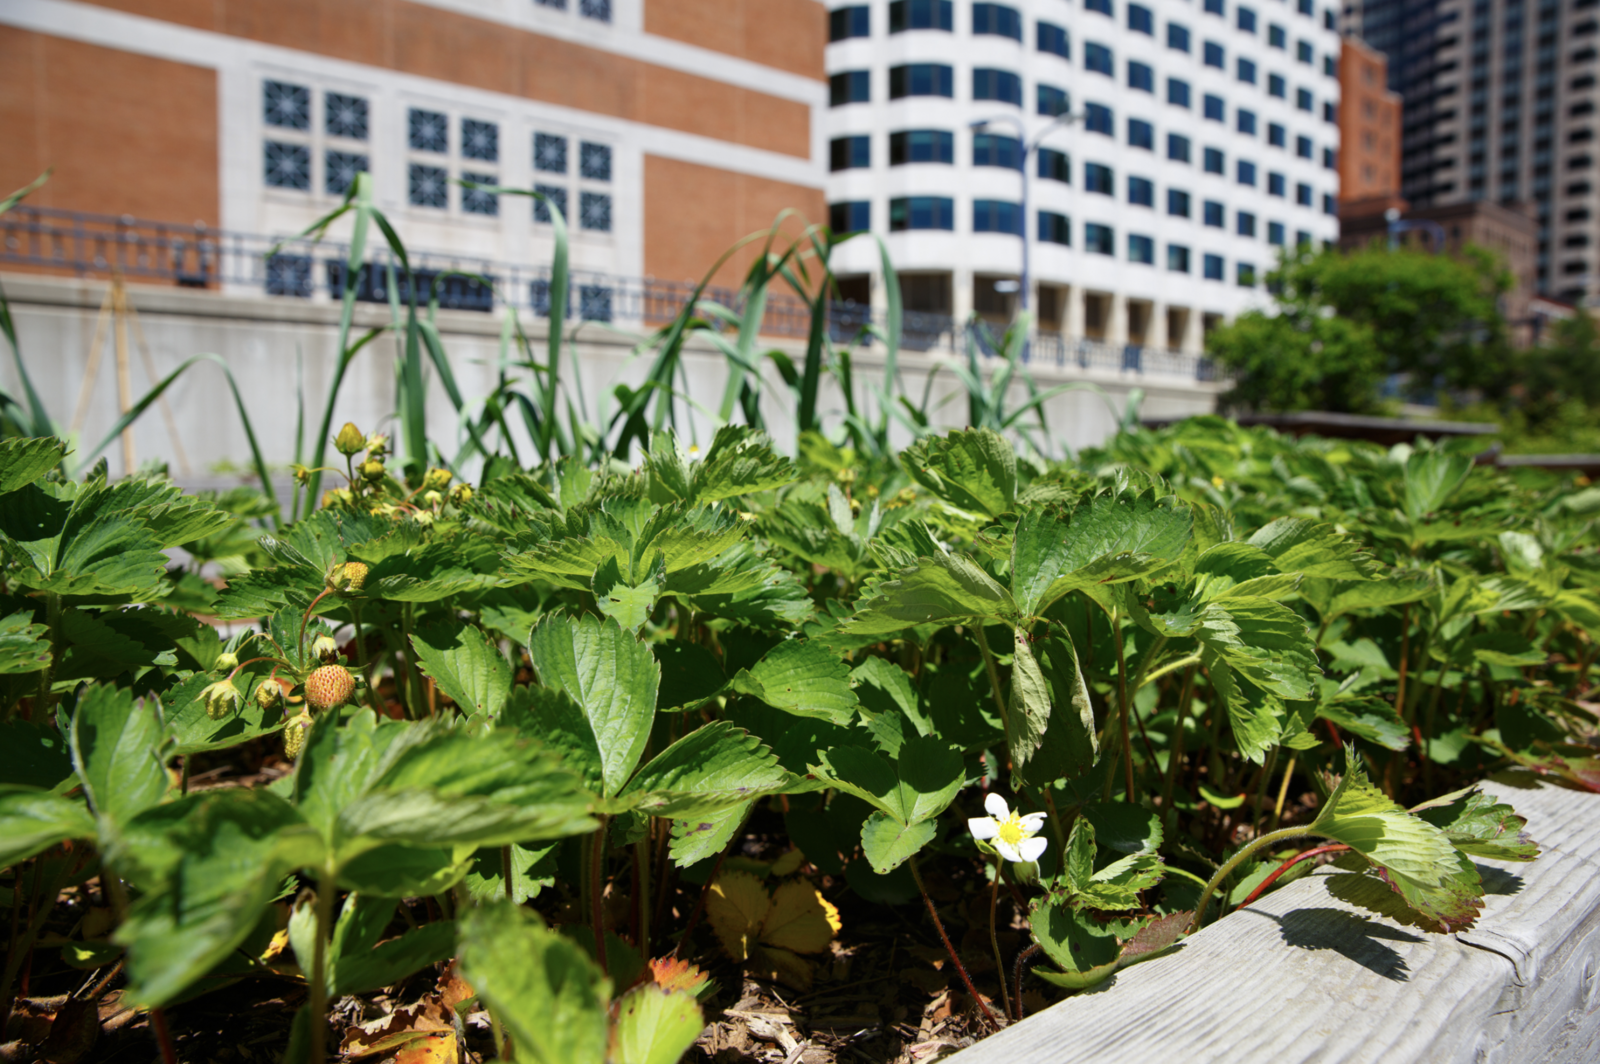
969 109 1082 320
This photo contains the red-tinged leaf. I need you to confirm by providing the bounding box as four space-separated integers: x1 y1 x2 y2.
648 956 709 996
1119 911 1190 963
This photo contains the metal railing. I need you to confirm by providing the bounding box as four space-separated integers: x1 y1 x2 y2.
1 205 1214 379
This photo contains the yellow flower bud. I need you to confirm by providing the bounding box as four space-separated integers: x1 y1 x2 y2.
335 422 366 457
423 467 454 492
449 483 474 506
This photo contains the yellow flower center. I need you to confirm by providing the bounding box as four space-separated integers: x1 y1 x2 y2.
995 811 1027 848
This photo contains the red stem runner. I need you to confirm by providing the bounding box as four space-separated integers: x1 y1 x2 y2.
1234 843 1351 912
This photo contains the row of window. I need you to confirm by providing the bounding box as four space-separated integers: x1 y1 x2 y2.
829 64 1335 123
830 0 1334 43
829 119 1331 174
264 145 614 227
829 196 1328 241
829 199 1306 283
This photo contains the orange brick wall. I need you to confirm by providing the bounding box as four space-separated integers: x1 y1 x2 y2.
644 0 825 81
75 0 814 158
1338 38 1403 205
644 154 825 288
0 27 219 225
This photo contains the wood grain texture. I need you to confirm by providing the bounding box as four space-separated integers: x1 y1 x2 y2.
951 774 1600 1063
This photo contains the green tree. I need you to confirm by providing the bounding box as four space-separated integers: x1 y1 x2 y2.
1209 244 1513 413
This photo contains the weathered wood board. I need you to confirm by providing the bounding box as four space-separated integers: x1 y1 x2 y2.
949 774 1600 1063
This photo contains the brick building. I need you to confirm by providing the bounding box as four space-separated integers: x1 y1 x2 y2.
0 1 828 292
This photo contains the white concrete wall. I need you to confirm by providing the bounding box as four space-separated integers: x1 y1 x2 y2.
1 272 1221 479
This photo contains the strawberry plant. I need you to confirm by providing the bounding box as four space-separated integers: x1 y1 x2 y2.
0 410 1575 1063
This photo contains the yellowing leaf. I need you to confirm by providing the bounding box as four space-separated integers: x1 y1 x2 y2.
706 871 770 962
394 1031 459 1064
759 881 841 955
769 849 805 878
260 929 291 963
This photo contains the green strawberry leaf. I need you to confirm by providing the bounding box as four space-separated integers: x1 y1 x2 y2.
1310 757 1484 931
1011 493 1192 616
1413 787 1539 862
845 550 1015 636
612 983 706 1064
859 812 937 874
0 436 67 493
69 684 169 830
812 734 964 827
457 902 610 1064
618 721 793 818
1008 627 1098 787
528 613 659 797
411 620 513 718
902 428 1017 519
727 639 859 726
0 785 95 866
116 789 323 1008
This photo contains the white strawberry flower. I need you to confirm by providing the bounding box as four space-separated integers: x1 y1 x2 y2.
968 792 1049 864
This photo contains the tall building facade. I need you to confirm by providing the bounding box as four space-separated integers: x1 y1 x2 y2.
1337 34 1404 212
824 0 1344 353
1347 0 1600 304
0 1 827 296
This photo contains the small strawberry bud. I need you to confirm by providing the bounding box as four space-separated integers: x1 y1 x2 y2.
335 422 366 457
360 459 386 482
449 483 473 506
283 711 313 759
365 433 389 457
422 490 443 508
328 561 369 594
200 678 242 721
214 650 239 672
423 467 454 492
321 487 353 510
292 463 312 486
255 679 284 712
304 665 356 712
310 634 340 664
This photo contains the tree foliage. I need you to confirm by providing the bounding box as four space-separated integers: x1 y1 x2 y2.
1209 244 1513 413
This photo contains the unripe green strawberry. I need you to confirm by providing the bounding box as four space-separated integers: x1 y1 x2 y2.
304 665 355 712
214 650 239 672
311 634 341 664
422 490 443 508
360 459 385 482
283 712 313 759
365 433 390 457
328 561 369 594
449 483 473 506
255 679 284 712
200 678 242 721
335 422 366 457
423 467 454 492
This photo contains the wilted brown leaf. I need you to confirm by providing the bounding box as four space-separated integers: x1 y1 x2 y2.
339 998 453 1060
